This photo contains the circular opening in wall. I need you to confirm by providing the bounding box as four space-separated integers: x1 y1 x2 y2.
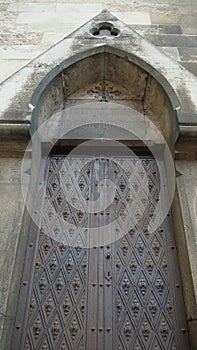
90 22 120 37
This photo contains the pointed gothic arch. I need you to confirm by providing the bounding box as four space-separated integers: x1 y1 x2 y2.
0 9 196 350
30 45 180 150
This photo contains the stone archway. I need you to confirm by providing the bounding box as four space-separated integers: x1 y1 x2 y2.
0 9 196 350
11 47 192 349
30 49 179 150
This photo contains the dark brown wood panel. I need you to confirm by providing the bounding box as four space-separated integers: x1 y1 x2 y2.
12 155 190 350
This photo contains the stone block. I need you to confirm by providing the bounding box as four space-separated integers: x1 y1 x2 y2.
145 34 197 48
15 11 62 25
178 47 197 61
8 3 56 12
0 60 30 84
150 8 197 29
175 161 197 304
61 53 105 97
181 23 197 35
56 3 103 14
0 66 34 114
0 31 43 45
0 4 8 11
0 158 22 317
41 32 66 48
119 11 151 25
181 62 197 78
177 112 197 126
36 72 65 127
132 24 182 35
188 320 197 350
0 10 17 31
104 53 148 100
15 3 103 30
0 45 42 59
160 47 180 61
143 74 177 147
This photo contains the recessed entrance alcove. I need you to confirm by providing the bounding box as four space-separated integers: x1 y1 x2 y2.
11 44 193 350
30 49 179 151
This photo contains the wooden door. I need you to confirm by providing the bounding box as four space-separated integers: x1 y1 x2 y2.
12 154 190 350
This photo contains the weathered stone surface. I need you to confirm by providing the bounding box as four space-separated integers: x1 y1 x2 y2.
0 5 8 11
144 34 197 48
150 6 197 28
0 9 17 31
132 24 182 35
181 23 197 35
7 2 57 11
179 47 197 61
0 1 196 84
61 53 106 98
0 59 30 83
177 112 197 126
0 158 23 341
0 10 196 124
41 32 67 48
104 53 148 100
0 45 42 59
118 11 151 25
172 184 197 350
188 320 197 350
160 46 180 61
15 3 103 29
0 31 43 45
181 62 197 78
143 73 178 148
175 161 197 303
0 6 196 350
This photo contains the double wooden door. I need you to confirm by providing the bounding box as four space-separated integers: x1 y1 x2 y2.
12 154 190 349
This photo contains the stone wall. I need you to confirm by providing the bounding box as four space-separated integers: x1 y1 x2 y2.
0 1 197 349
0 0 197 83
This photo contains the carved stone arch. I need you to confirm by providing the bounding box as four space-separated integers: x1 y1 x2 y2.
30 45 180 150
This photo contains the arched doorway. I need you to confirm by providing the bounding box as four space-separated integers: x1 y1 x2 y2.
12 52 190 349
